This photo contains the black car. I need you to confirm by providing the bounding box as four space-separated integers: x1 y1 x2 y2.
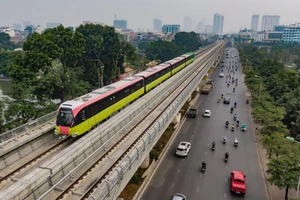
223 98 230 104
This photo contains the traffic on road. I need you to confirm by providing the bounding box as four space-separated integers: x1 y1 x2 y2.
139 47 268 200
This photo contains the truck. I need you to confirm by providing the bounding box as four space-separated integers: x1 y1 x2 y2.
187 106 198 118
200 79 213 94
201 84 212 94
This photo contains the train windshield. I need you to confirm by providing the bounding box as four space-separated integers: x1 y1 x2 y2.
56 108 74 126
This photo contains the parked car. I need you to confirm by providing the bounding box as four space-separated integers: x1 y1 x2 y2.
176 142 191 157
230 171 246 195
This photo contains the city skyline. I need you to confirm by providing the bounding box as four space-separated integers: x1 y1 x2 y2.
0 0 299 33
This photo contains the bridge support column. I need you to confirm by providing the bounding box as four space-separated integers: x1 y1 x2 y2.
194 85 200 92
140 154 150 169
172 113 181 125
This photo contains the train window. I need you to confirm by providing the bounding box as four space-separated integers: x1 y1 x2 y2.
80 110 86 121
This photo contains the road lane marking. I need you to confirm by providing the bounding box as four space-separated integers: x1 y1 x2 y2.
225 178 227 182
172 183 174 188
226 165 228 169
205 152 207 155
200 173 202 178
177 169 180 174
197 187 199 192
224 193 227 198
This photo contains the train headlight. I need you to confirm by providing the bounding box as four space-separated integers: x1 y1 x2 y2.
71 133 78 138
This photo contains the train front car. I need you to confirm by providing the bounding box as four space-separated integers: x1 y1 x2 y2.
55 106 75 137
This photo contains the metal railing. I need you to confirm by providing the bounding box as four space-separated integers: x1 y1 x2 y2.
0 111 56 147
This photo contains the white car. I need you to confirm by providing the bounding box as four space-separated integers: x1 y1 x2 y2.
176 141 191 157
219 73 224 77
203 110 211 117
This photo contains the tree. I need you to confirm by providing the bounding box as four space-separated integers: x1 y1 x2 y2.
267 152 300 200
77 24 138 85
42 25 87 101
145 40 180 62
261 133 288 158
173 32 201 54
0 32 20 50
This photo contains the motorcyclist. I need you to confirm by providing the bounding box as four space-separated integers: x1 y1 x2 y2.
225 152 229 158
202 162 207 168
223 136 227 142
230 107 233 113
234 137 238 144
212 141 216 147
246 99 249 104
226 120 229 126
232 124 235 129
221 94 224 98
236 119 240 127
234 102 237 107
233 87 235 92
234 114 237 120
218 97 220 103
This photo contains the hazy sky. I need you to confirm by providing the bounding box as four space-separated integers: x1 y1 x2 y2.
0 0 299 33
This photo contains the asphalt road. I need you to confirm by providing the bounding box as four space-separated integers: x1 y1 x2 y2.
139 48 268 200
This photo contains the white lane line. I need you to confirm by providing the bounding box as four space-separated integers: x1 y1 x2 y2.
182 159 185 162
177 169 180 174
197 187 199 192
225 178 227 182
224 193 227 198
226 165 228 169
205 152 207 155
200 173 202 178
172 183 175 188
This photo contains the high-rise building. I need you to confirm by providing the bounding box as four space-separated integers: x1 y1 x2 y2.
205 25 213 34
261 15 280 31
113 20 127 29
213 13 224 34
196 21 205 33
183 16 192 32
162 25 180 34
46 22 61 29
13 24 22 31
153 19 162 32
251 15 259 31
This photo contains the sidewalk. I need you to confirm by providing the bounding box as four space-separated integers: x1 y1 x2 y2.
256 133 298 200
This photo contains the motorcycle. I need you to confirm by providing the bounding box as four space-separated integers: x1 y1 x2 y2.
226 124 229 128
236 122 239 127
223 138 226 144
231 126 235 132
225 157 228 162
246 99 249 104
201 165 206 172
230 109 233 113
234 104 236 108
234 139 238 147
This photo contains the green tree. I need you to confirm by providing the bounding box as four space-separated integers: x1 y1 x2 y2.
261 133 288 158
267 152 300 200
173 32 201 54
145 40 180 62
77 24 137 85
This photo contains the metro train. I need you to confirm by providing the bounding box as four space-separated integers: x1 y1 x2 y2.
55 52 195 137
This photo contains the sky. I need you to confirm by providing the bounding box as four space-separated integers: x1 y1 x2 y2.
0 0 299 33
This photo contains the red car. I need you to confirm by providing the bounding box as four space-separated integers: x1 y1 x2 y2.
230 170 246 195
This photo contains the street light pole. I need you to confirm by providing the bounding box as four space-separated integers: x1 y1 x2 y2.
255 75 262 100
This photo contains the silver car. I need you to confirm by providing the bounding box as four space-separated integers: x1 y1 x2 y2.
172 193 186 200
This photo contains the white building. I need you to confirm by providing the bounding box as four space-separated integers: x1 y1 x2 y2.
153 18 162 32
254 31 265 42
35 25 43 34
251 15 259 31
0 27 15 37
261 15 280 31
213 13 224 34
183 16 192 32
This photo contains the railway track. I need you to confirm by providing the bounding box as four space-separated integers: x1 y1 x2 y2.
37 43 223 200
0 137 75 188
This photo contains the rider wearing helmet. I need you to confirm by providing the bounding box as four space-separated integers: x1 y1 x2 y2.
225 152 229 158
